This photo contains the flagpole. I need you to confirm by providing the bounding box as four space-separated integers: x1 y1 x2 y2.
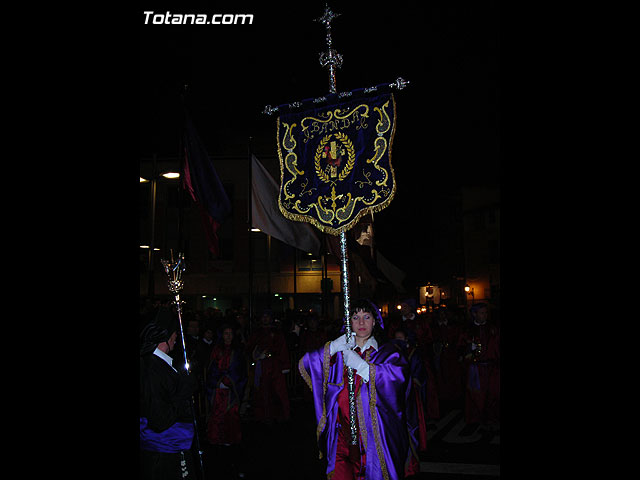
147 153 158 299
267 234 272 308
315 4 358 446
322 234 328 318
178 87 188 254
293 248 297 310
248 139 254 327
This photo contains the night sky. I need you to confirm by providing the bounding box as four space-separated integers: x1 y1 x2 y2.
139 1 500 288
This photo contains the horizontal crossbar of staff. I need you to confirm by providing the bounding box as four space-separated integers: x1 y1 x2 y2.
262 76 409 115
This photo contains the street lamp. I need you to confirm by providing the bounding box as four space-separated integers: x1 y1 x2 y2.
141 156 181 298
464 284 475 305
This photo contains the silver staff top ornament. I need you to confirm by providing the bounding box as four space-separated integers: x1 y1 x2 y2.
161 252 186 295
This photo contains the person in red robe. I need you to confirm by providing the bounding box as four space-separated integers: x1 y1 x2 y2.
299 311 328 354
458 303 500 429
430 306 464 413
205 324 247 445
246 309 291 423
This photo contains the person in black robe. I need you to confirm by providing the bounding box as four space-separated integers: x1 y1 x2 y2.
140 307 198 480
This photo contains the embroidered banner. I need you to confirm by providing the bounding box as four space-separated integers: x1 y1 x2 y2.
277 93 397 235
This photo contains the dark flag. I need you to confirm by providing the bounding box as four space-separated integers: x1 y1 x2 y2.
182 112 232 256
276 92 397 235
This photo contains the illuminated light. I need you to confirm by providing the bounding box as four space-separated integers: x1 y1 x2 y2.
162 172 180 179
184 362 190 370
140 245 149 249
140 177 149 183
396 304 402 310
213 297 217 301
464 284 471 293
251 228 261 232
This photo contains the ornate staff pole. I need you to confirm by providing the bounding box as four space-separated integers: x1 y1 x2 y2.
315 4 358 447
161 251 205 480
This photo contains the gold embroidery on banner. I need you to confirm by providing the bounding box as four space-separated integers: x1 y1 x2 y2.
299 178 316 198
279 120 303 201
355 169 372 188
365 100 392 187
277 95 398 236
314 132 356 185
292 199 313 215
361 189 381 207
301 104 370 143
311 199 335 225
335 193 356 223
374 101 391 135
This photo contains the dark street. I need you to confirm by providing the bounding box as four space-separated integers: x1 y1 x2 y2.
198 394 499 479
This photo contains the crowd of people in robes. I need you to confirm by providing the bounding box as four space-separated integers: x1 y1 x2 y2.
139 297 499 479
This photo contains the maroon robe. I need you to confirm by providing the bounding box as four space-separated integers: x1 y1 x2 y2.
205 343 247 445
458 322 500 425
431 320 464 408
246 325 291 422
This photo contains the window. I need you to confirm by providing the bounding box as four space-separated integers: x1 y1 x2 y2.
298 252 323 271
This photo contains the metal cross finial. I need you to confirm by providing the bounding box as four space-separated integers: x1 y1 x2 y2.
315 4 342 93
315 3 340 26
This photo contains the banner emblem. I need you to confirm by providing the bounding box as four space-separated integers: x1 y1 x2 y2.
277 93 397 235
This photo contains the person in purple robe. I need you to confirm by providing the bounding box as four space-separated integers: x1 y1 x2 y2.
298 299 419 480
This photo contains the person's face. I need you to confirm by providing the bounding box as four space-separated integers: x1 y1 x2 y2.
351 309 374 341
394 331 407 342
261 314 272 326
222 328 233 345
187 321 199 336
204 329 214 341
166 331 178 351
400 302 412 317
474 307 488 324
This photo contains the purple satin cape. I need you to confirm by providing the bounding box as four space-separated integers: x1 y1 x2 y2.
140 417 194 453
299 340 418 480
